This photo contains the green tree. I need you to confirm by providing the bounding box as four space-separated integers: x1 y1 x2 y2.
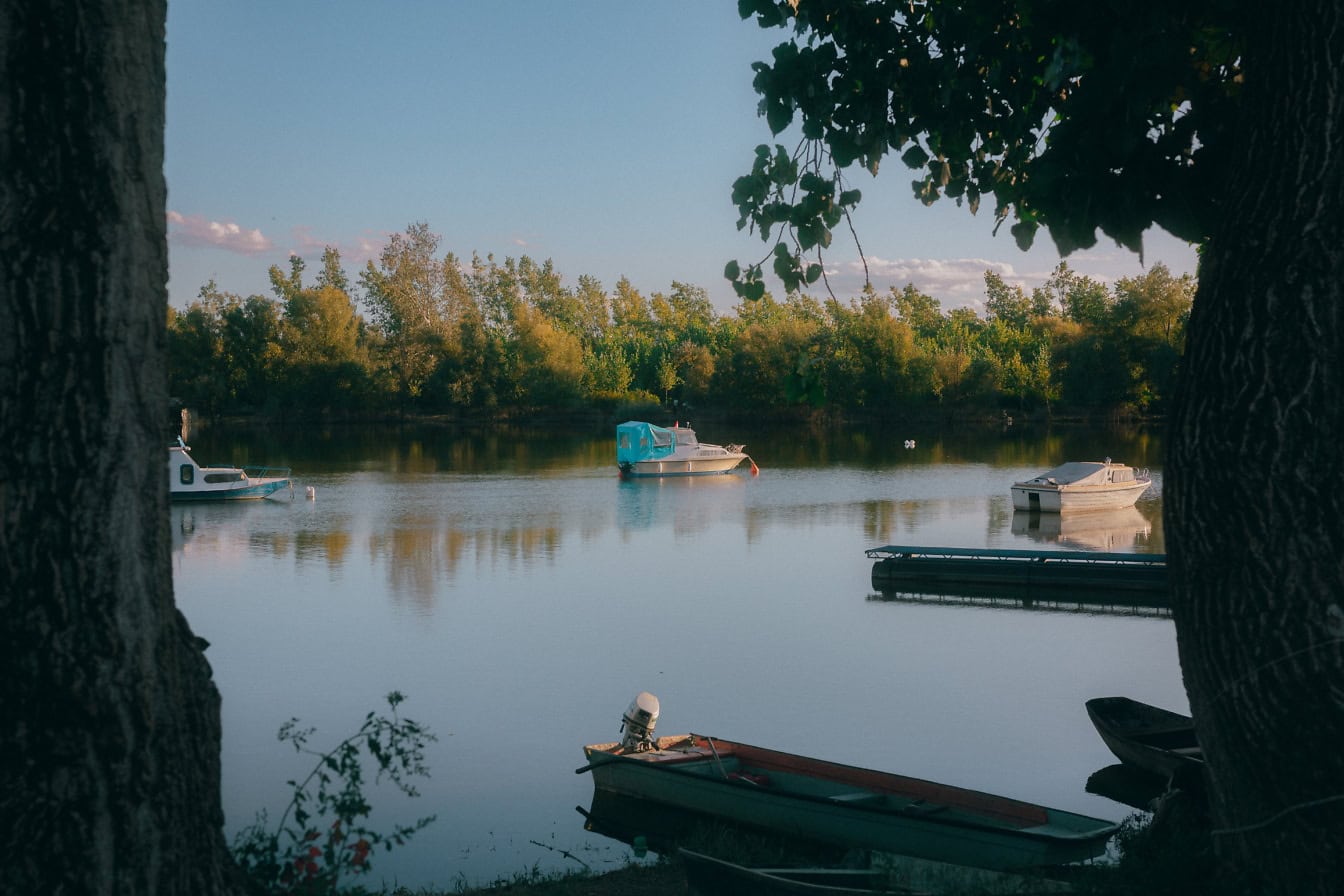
731 4 1343 891
510 303 585 407
359 223 452 407
982 271 1032 329
610 277 660 394
718 295 825 407
168 282 283 413
281 281 369 410
1040 262 1113 328
167 284 229 412
219 293 283 410
825 287 919 408
891 283 944 342
574 273 612 342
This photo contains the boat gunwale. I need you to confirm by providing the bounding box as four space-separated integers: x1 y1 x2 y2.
1085 697 1202 775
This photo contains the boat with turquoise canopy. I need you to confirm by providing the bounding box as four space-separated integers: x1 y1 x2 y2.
615 421 756 477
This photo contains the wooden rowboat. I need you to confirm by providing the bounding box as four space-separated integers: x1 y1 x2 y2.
578 734 1118 871
1085 697 1203 781
679 848 925 895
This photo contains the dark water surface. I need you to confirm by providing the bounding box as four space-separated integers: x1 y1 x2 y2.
172 421 1179 889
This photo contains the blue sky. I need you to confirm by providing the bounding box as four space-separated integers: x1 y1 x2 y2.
166 1 1199 315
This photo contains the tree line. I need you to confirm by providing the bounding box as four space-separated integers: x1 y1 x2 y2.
168 222 1194 420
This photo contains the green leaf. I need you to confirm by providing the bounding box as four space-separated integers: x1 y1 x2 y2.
733 278 766 301
800 172 829 194
1011 220 1038 251
724 260 741 281
901 144 929 169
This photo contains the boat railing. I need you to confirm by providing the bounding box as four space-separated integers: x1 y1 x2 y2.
242 465 291 480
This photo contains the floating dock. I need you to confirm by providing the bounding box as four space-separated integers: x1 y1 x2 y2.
866 545 1168 596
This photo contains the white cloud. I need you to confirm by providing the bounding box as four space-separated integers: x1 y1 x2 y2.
167 211 271 255
813 255 1030 309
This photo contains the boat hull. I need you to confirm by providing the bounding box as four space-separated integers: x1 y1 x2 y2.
170 478 292 502
1085 697 1202 780
581 735 1116 871
1010 480 1148 512
620 455 747 477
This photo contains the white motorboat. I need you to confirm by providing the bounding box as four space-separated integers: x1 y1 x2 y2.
1010 459 1150 512
168 439 293 502
616 421 756 477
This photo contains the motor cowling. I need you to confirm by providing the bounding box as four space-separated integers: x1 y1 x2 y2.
619 692 659 752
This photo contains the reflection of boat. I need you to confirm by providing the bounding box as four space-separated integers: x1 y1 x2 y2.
168 439 292 501
1011 507 1152 552
680 848 925 896
616 421 755 477
1085 764 1170 812
1085 697 1202 780
1010 460 1150 512
579 696 1118 871
580 788 717 853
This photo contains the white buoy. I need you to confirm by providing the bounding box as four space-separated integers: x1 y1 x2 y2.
305 486 316 500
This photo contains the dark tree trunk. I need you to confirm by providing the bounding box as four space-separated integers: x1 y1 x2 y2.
1169 3 1344 894
1 1 245 892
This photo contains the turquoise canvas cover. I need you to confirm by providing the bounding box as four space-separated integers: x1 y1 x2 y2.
616 421 676 464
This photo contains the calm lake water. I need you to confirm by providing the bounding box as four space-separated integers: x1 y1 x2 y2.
172 421 1181 890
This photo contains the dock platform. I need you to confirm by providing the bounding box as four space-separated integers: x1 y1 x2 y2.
866 545 1168 595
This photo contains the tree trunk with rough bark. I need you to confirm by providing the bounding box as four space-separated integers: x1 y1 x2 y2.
1168 4 1344 894
1 1 245 892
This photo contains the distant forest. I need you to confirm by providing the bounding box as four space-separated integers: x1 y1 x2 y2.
168 222 1194 422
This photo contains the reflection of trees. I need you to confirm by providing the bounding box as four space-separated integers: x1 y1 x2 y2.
859 500 922 544
369 526 439 610
742 498 933 545
365 520 567 608
295 528 353 567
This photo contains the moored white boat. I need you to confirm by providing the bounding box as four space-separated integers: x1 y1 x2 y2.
616 421 755 477
168 439 293 502
1010 460 1149 512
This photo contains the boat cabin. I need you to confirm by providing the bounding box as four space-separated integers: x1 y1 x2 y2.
617 421 690 466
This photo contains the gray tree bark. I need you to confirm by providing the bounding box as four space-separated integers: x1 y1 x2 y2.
1 1 245 892
1168 3 1344 894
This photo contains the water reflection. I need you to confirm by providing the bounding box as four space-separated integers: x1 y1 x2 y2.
616 475 747 536
1011 507 1155 552
579 789 847 864
171 424 1181 889
867 587 1171 617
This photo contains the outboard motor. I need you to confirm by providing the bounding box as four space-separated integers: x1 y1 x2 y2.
619 692 660 753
